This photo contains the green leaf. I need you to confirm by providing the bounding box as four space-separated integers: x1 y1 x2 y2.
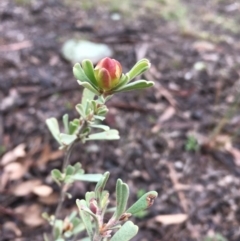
46 118 61 144
72 221 85 235
86 129 120 141
114 80 154 93
65 165 75 176
53 220 64 239
126 191 158 215
85 191 95 206
94 115 105 121
68 211 78 221
90 124 110 131
62 114 69 134
95 172 110 202
82 59 98 87
81 88 96 110
59 133 77 145
74 162 82 172
76 200 93 240
113 179 129 220
77 80 100 95
76 200 96 240
126 59 151 81
76 104 86 118
73 63 91 83
71 173 103 182
69 119 79 135
90 100 97 113
51 169 63 185
96 105 108 116
100 190 110 210
110 221 138 241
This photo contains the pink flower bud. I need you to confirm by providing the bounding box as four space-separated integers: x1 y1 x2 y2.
94 57 122 91
89 198 98 214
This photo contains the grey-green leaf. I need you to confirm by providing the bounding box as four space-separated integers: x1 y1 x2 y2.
126 191 158 215
71 173 103 182
82 59 98 87
46 118 61 144
86 129 120 141
81 88 96 110
115 80 154 93
73 63 91 83
76 104 86 118
51 169 63 184
110 221 138 241
126 58 151 81
53 220 64 239
77 80 100 95
59 133 77 145
85 191 95 206
76 199 94 240
94 115 105 121
65 165 75 176
62 114 69 134
95 172 110 202
90 124 110 131
115 179 129 220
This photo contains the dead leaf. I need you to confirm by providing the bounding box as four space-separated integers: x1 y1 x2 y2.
24 204 44 227
12 179 42 196
38 192 59 205
167 163 188 212
226 147 240 166
15 204 44 227
0 172 9 191
152 106 176 133
3 221 22 236
192 41 216 52
155 214 188 225
0 89 21 112
32 185 53 197
1 143 26 166
36 145 63 168
209 134 232 150
158 106 176 123
4 162 27 180
153 82 177 107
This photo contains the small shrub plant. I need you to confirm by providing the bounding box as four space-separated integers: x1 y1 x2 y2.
44 57 158 241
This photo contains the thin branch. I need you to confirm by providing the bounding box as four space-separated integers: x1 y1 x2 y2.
52 120 87 240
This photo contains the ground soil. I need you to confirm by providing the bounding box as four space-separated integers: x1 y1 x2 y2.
1 0 240 241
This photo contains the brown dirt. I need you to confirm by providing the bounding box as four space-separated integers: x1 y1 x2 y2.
1 0 240 240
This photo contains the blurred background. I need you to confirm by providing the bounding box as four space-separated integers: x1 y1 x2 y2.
1 0 240 240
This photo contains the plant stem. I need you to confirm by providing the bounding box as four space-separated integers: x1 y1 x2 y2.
52 120 87 240
54 142 75 221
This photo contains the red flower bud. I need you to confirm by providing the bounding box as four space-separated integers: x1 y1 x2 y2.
94 57 122 91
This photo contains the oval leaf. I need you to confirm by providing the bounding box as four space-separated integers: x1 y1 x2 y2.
110 221 138 241
114 80 154 93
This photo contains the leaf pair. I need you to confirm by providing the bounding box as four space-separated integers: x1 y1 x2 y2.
51 163 102 185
